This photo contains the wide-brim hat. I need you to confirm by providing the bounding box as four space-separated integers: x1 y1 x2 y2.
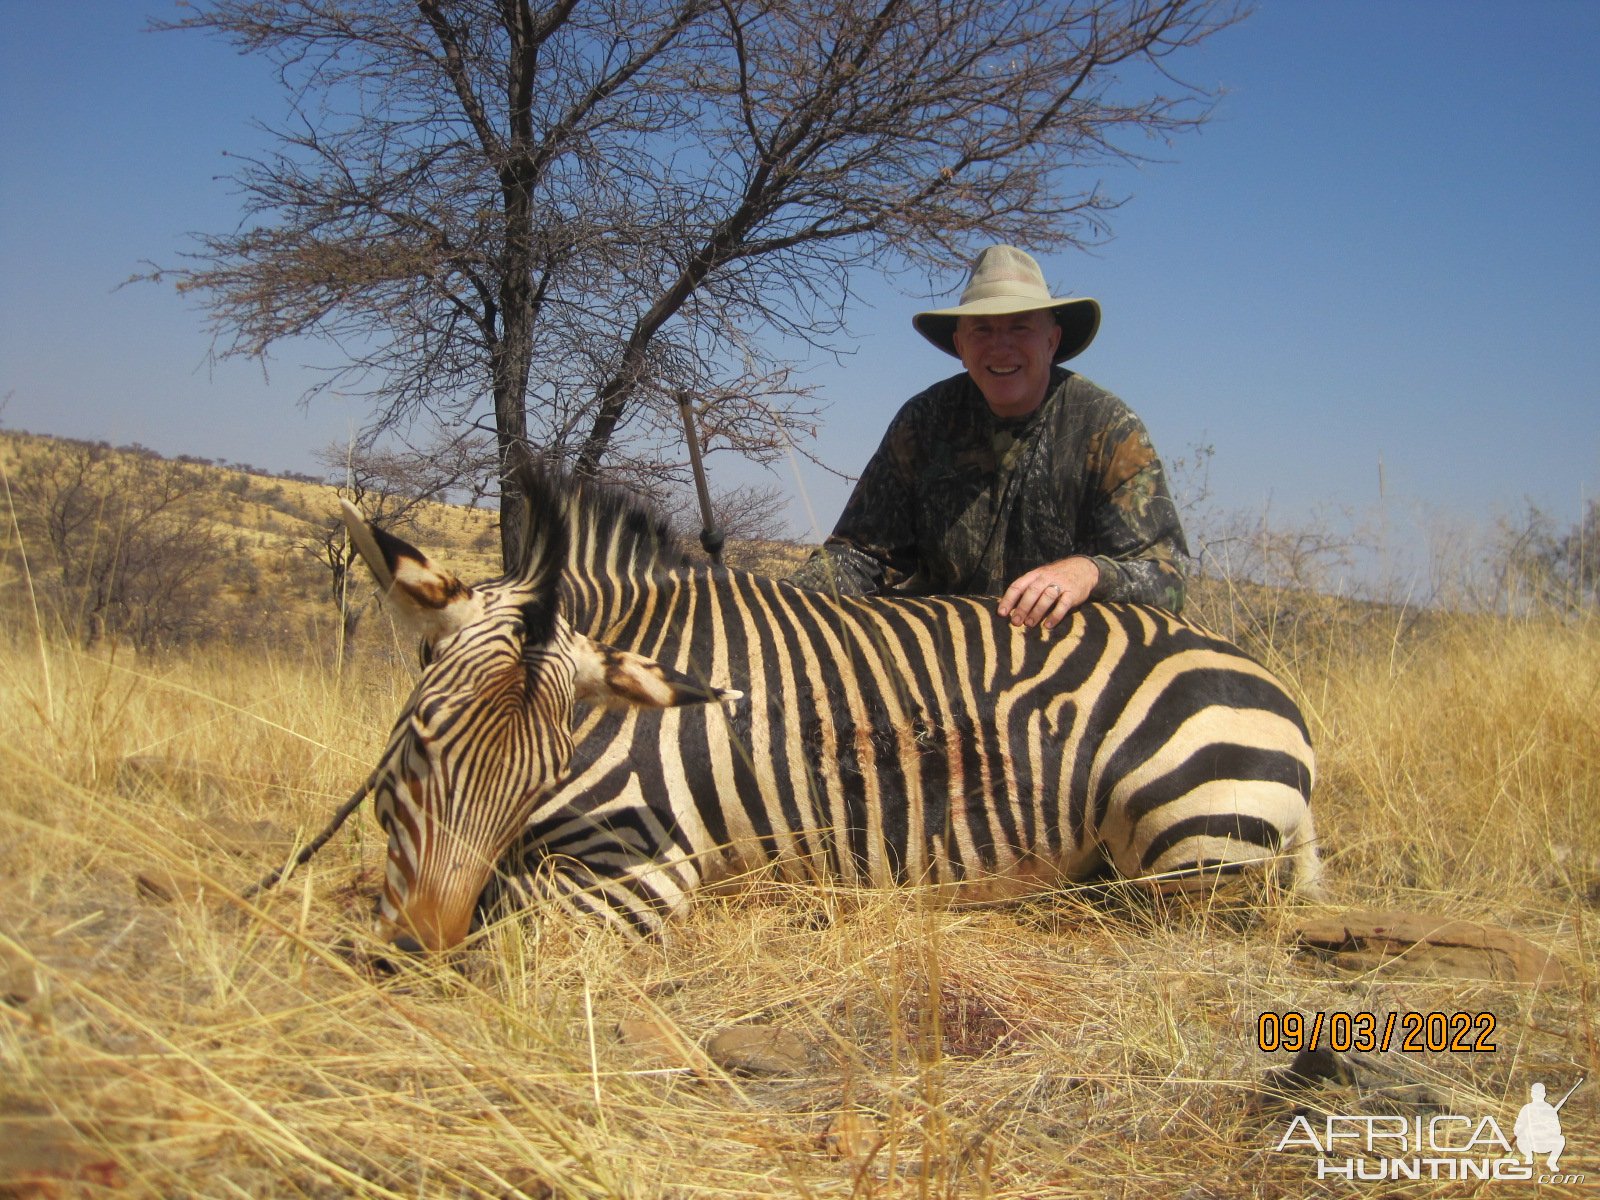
912 244 1100 363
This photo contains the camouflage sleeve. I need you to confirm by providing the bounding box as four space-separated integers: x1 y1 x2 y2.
1081 411 1189 612
787 404 923 595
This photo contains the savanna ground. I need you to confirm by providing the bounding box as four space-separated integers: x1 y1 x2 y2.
2 435 1597 1198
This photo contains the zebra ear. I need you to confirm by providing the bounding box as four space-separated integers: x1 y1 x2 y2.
340 500 483 642
570 635 743 710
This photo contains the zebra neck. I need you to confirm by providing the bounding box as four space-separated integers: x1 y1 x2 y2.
559 565 702 642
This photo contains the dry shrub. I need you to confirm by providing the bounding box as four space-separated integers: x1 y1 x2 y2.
4 437 235 650
1 593 1595 1197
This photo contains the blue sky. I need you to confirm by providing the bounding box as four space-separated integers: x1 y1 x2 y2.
2 2 1596 587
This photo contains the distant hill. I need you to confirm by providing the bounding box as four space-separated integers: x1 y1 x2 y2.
0 429 806 653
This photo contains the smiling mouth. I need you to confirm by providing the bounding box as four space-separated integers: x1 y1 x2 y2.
987 365 1021 376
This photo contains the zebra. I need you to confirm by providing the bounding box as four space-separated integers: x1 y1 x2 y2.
342 469 1322 951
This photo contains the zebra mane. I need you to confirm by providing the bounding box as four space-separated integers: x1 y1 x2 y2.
511 464 694 586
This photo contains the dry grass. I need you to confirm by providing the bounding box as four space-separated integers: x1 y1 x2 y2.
3 518 1598 1195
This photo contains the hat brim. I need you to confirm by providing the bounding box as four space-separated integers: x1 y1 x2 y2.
912 296 1101 363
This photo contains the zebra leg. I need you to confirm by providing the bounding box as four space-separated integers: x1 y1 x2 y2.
1281 810 1326 899
479 849 704 940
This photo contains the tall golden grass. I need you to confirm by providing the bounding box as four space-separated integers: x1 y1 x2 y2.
2 540 1597 1195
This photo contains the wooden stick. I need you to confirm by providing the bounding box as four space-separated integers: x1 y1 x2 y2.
241 777 373 898
676 389 724 565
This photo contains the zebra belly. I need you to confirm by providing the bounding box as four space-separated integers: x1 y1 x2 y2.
533 701 1097 893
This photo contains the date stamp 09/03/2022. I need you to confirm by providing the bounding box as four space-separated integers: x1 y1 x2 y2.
1257 1010 1498 1055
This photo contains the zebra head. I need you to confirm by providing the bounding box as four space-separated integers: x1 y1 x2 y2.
340 494 740 951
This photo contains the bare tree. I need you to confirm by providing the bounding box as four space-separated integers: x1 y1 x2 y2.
8 438 234 649
151 0 1241 566
661 476 793 545
1556 499 1599 609
1486 499 1600 615
303 429 494 642
1195 507 1362 596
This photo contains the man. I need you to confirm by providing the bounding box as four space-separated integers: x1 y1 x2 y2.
790 245 1188 627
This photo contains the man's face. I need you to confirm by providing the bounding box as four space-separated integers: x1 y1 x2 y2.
952 309 1062 418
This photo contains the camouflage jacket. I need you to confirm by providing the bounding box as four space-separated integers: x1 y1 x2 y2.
789 369 1188 610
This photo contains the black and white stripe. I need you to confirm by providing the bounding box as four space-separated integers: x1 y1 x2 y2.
344 471 1321 948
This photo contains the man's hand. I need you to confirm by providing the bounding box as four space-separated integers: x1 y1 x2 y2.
997 556 1100 629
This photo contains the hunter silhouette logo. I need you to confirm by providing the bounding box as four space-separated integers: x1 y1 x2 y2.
1515 1078 1581 1172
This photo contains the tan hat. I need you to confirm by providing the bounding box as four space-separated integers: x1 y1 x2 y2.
912 244 1100 363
